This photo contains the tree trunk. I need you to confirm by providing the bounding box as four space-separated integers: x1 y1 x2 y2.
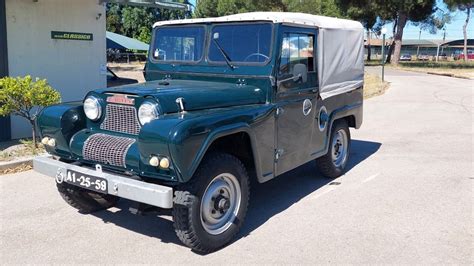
30 119 37 148
367 29 372 61
386 18 398 64
392 12 408 66
463 7 470 61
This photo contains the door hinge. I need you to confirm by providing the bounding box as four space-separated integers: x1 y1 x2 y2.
274 149 284 161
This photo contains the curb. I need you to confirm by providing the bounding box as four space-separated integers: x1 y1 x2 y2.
0 154 50 171
426 72 471 80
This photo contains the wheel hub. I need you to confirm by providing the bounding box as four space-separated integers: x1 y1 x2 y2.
331 129 348 167
200 173 242 235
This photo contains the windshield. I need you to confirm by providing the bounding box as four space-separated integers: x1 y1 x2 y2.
152 26 205 62
209 23 272 64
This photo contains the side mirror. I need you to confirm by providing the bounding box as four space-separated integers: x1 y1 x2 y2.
292 63 308 83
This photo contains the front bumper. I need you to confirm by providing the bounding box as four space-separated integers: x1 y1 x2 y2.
33 157 173 209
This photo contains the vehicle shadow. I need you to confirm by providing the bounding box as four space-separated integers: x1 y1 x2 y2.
91 139 381 250
238 139 381 239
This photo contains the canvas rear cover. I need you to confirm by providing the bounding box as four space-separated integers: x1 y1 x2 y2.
317 27 364 99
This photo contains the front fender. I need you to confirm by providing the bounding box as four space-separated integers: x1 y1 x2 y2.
168 105 275 182
37 102 86 158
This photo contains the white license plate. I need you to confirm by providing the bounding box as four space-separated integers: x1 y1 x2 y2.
59 170 108 193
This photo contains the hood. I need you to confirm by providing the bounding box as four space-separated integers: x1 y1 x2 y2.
95 80 267 113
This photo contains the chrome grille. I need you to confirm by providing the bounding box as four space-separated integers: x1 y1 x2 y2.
100 104 141 135
83 133 135 168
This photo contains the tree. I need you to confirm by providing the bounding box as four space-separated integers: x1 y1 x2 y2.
285 0 343 17
0 76 61 148
194 0 287 17
444 0 473 61
217 0 254 16
106 2 187 44
106 4 123 34
194 0 219 17
339 0 438 65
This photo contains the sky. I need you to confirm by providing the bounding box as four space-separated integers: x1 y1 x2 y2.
382 0 473 41
187 0 472 41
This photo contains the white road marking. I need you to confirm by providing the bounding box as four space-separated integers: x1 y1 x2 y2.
362 172 381 183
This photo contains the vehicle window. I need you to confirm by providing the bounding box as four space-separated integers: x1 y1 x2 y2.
279 33 315 75
209 23 272 63
152 26 205 62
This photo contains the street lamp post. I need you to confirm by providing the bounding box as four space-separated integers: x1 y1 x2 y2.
381 27 387 82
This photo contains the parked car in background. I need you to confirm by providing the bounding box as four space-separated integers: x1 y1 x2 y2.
454 50 474 60
438 53 448 60
400 54 412 61
417 54 430 61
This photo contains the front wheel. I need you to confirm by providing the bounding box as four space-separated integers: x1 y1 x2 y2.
316 120 351 178
172 152 250 253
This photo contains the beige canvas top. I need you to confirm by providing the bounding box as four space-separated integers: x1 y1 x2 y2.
153 12 363 29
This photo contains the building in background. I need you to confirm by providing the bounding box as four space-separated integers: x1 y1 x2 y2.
365 38 474 60
0 0 189 141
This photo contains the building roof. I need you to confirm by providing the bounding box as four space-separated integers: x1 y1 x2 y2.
153 12 363 29
442 39 474 47
366 38 447 47
101 0 190 11
106 31 149 51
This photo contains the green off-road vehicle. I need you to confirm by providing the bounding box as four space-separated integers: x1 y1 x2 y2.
34 12 365 252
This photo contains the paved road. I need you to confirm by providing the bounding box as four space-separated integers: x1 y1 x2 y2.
1 69 472 264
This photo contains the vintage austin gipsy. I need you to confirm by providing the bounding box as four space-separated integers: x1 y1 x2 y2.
34 12 364 252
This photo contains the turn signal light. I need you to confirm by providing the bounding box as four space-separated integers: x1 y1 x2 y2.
47 138 56 147
149 156 160 167
41 137 50 145
159 157 170 169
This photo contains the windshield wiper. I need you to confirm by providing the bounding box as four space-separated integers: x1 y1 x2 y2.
213 38 236 70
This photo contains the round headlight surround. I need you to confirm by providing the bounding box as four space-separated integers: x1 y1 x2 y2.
83 96 102 121
138 101 160 125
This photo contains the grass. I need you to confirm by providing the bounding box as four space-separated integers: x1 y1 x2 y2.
395 61 474 79
398 61 474 69
366 60 474 79
364 72 390 99
0 163 32 175
0 139 45 162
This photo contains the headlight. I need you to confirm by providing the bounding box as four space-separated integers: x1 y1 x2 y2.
138 102 159 125
83 96 102 121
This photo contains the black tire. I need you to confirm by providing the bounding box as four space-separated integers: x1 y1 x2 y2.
56 182 119 213
316 119 351 178
172 152 250 253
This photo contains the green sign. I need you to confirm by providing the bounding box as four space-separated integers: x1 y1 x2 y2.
51 31 93 41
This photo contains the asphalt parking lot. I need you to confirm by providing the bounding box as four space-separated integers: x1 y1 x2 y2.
1 68 472 264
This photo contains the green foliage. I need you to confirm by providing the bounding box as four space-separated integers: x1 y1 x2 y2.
194 0 342 18
284 0 343 17
194 0 218 17
106 2 187 44
0 76 61 120
0 76 61 147
444 0 474 11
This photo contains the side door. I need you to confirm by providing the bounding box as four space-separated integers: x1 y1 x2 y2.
275 27 319 176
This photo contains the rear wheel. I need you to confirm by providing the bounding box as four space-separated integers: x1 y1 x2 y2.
172 152 250 253
316 120 351 178
56 182 119 213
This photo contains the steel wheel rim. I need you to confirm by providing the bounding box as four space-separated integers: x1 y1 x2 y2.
331 129 348 167
200 173 241 235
